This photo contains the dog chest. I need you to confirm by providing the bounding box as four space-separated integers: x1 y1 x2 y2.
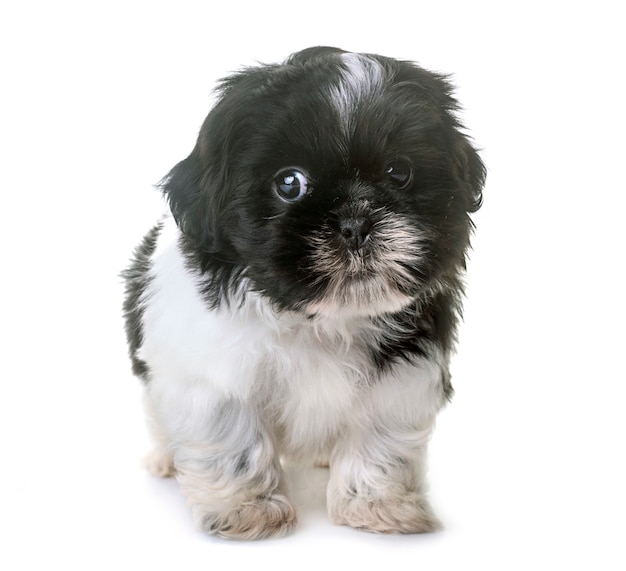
262 323 368 453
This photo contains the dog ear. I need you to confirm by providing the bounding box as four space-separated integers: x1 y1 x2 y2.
452 133 486 213
160 71 262 254
425 72 486 214
391 61 486 213
159 145 225 253
434 77 486 214
161 64 281 255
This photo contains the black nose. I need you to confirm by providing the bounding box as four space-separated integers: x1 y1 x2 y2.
339 217 372 252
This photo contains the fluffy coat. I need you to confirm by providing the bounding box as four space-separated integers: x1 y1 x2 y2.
123 46 485 539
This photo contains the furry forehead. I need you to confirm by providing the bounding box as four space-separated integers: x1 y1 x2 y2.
161 46 485 251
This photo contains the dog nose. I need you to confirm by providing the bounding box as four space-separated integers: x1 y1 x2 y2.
339 217 372 252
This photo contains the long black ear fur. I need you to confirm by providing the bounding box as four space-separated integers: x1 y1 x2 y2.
159 145 224 253
385 58 485 214
454 134 486 213
158 63 275 254
429 73 486 214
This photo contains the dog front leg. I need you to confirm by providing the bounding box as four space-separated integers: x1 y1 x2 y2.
327 360 445 534
156 394 296 540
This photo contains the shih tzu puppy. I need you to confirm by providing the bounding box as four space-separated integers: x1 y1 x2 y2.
123 46 485 540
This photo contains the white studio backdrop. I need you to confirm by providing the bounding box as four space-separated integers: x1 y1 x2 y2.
1 1 624 569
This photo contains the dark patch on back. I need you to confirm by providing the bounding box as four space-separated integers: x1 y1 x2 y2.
122 221 162 381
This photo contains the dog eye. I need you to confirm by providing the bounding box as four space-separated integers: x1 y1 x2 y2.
273 168 309 202
384 159 413 189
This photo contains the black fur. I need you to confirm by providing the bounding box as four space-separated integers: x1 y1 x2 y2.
122 221 162 380
370 287 462 400
134 47 484 386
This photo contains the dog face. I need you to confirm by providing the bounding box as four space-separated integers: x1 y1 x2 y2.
161 47 485 317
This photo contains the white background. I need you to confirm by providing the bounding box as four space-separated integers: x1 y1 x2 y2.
1 1 624 569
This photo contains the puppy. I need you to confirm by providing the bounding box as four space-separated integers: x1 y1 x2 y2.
123 46 485 540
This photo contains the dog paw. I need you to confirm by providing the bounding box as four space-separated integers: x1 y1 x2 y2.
143 448 175 478
198 494 297 540
329 492 441 534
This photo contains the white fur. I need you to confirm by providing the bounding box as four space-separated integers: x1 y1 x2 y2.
137 214 445 538
331 53 385 135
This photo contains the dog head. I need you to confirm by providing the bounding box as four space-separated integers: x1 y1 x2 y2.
161 47 485 317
